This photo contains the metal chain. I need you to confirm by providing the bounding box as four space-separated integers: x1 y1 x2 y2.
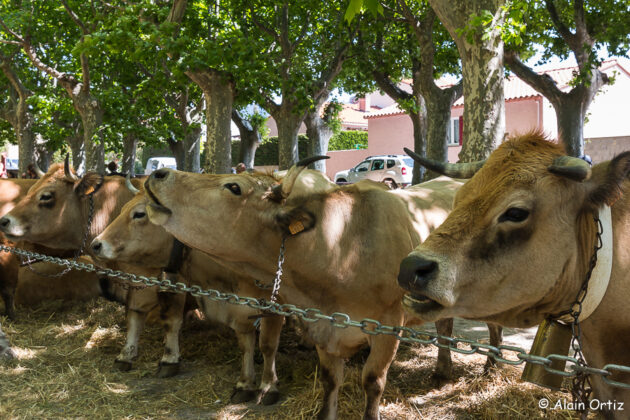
1 242 629 390
20 194 95 278
567 216 603 415
269 236 286 304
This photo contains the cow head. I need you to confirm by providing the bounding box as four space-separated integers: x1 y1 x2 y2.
0 158 105 250
398 132 630 328
91 187 174 267
143 157 330 262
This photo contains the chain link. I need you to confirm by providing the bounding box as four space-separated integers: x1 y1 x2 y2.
1 242 629 391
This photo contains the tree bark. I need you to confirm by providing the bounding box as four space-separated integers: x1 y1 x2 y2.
304 108 333 174
427 0 506 161
122 134 138 176
232 109 261 170
272 108 304 170
75 97 105 173
408 105 428 183
183 126 202 172
0 55 35 177
184 70 233 174
66 133 85 174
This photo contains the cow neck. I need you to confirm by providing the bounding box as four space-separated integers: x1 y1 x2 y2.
161 239 187 280
557 206 613 323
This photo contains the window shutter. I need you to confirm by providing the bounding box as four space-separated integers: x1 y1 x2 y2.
458 116 463 146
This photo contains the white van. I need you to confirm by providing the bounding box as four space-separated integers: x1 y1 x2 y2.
144 157 177 175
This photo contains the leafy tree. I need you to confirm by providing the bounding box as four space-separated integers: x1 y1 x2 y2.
0 0 114 173
347 0 507 162
503 0 630 156
235 0 358 169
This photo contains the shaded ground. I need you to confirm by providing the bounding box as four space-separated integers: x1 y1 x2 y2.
0 298 598 419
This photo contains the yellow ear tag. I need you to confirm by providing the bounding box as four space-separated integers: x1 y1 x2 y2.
289 220 305 235
84 186 95 195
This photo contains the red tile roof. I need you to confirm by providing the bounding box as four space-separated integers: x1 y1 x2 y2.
368 59 629 116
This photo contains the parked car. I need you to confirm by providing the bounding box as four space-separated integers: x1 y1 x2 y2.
334 155 414 186
144 157 177 175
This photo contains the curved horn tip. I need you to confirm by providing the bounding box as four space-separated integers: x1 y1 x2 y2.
64 154 79 181
33 162 45 177
296 155 330 168
548 156 592 182
125 173 140 194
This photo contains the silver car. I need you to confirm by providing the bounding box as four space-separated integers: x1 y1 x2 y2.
334 155 414 186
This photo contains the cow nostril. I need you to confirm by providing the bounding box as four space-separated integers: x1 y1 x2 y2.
0 217 9 228
398 255 437 291
153 169 169 180
91 241 102 254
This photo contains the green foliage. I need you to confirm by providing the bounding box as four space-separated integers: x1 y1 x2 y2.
345 0 383 22
329 131 368 150
229 131 368 166
322 100 343 134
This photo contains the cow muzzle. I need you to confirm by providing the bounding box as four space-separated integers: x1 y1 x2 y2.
0 215 28 239
398 254 444 316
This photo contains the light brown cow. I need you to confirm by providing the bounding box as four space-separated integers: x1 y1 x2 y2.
0 162 184 376
91 188 284 404
140 160 498 420
398 132 630 418
0 178 36 318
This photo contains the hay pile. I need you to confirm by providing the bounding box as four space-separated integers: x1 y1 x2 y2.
0 298 595 419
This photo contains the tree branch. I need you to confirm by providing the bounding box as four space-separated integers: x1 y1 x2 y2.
250 10 281 43
60 0 90 35
545 0 576 46
0 17 24 42
504 50 564 103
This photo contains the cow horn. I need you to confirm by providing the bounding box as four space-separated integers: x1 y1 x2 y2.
403 147 485 179
125 173 140 194
280 155 330 198
64 154 79 182
548 155 592 182
32 161 45 178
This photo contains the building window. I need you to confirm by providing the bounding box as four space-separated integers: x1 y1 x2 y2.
447 118 460 146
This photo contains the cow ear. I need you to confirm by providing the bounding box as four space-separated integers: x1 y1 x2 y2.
75 172 104 197
275 207 315 236
587 152 630 207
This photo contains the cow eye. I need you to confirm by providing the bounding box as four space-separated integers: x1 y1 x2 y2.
40 192 54 201
499 207 530 223
225 183 241 196
133 211 146 220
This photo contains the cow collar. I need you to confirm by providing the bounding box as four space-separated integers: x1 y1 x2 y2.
557 205 613 323
160 239 188 283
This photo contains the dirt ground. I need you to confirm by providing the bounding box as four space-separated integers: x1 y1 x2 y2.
0 297 600 419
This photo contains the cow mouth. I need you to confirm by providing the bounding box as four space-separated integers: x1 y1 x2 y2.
402 293 444 315
144 182 172 215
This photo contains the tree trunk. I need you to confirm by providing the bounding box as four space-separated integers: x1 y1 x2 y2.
183 125 202 172
554 94 588 157
16 106 35 178
428 0 506 161
409 107 428 184
67 134 85 174
167 138 185 170
75 96 105 174
0 58 35 177
423 85 462 179
504 51 606 157
122 134 138 177
187 70 233 174
274 109 303 170
304 109 333 174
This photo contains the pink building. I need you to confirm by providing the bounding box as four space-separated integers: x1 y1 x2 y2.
324 60 630 180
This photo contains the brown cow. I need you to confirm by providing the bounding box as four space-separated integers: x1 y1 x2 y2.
0 161 184 376
398 132 630 418
91 188 284 404
140 160 501 420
